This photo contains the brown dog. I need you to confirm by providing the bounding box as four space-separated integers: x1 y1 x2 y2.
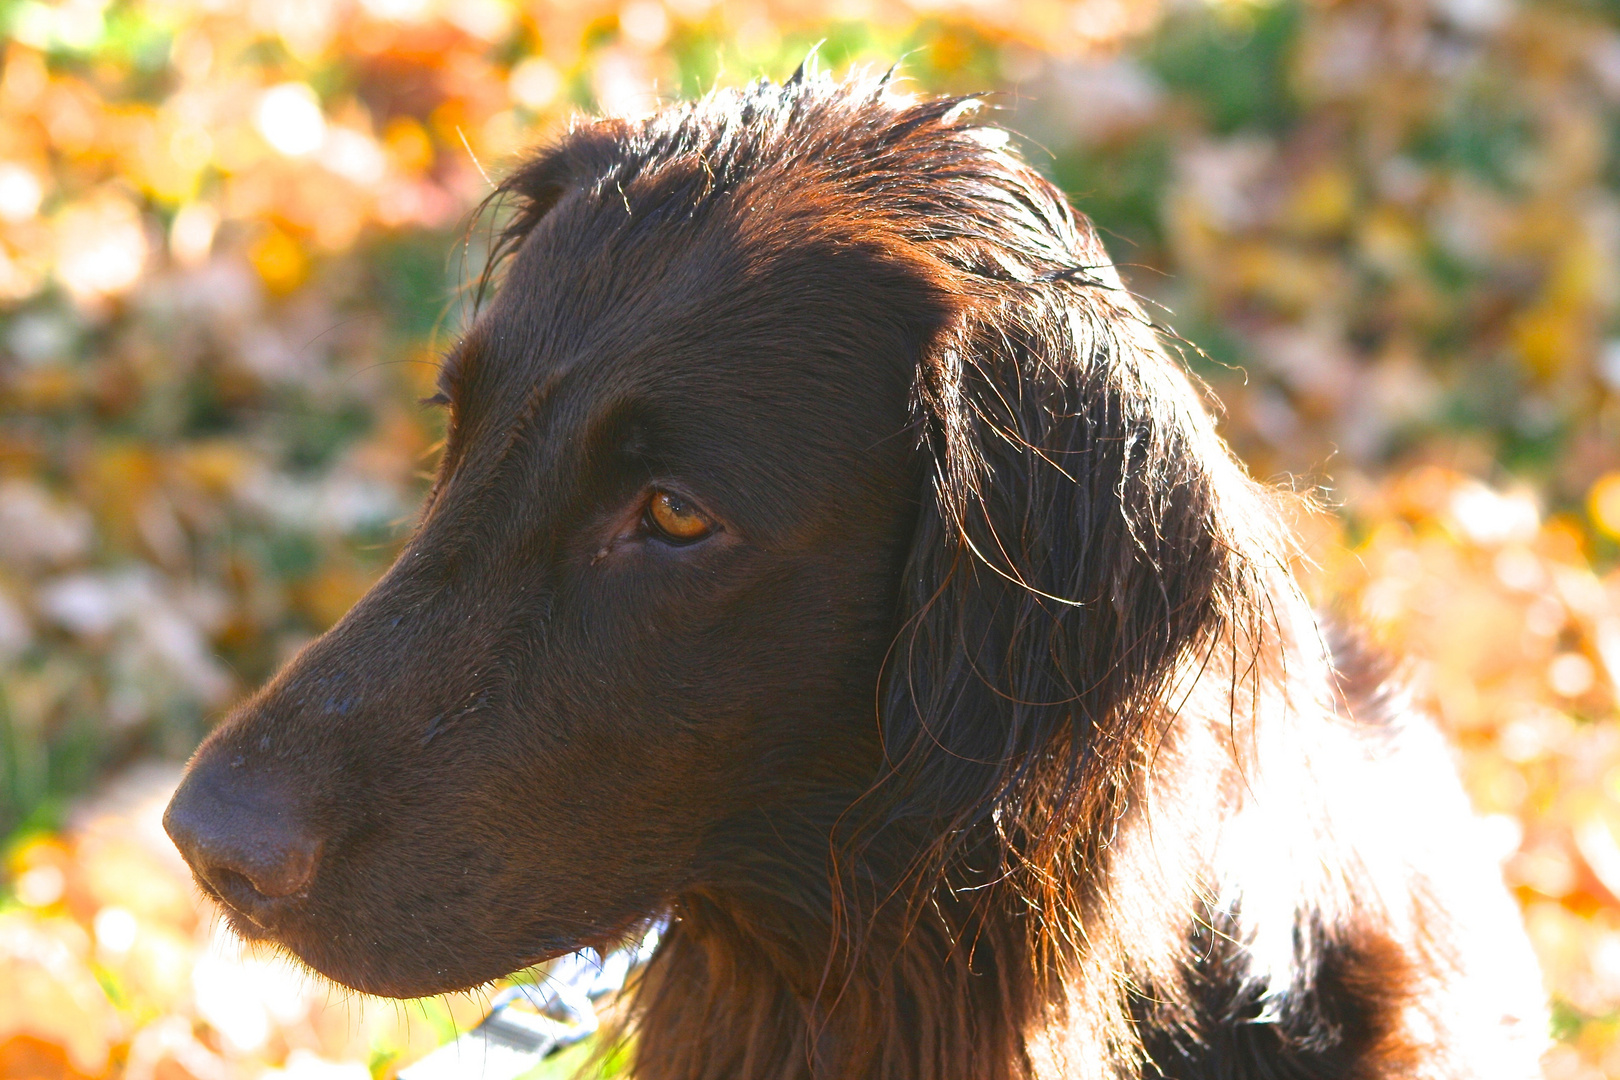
164 69 1547 1079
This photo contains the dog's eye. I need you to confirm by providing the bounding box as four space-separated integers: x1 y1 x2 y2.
645 491 715 543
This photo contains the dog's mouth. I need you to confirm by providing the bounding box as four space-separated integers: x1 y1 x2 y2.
191 861 658 997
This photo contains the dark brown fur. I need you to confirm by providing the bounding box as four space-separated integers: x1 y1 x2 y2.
164 70 1547 1079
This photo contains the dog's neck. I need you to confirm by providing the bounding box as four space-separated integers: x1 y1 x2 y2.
630 835 1046 1080
622 613 1348 1080
622 763 1201 1080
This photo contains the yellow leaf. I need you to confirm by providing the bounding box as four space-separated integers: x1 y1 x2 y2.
172 441 248 497
249 226 308 295
383 116 434 174
1357 206 1418 276
1590 472 1620 541
1286 167 1355 236
1510 298 1581 378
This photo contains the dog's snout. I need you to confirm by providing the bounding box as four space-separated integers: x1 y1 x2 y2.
164 756 321 908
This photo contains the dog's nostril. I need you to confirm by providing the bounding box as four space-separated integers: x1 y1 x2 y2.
212 866 256 896
164 756 321 904
204 834 319 899
208 866 288 921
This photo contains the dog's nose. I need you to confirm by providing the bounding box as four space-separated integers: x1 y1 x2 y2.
164 757 320 904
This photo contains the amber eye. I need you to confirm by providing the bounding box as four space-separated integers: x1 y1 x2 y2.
645 490 715 543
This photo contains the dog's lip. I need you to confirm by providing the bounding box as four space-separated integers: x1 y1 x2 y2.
510 913 652 972
516 944 575 968
210 897 279 943
195 862 660 995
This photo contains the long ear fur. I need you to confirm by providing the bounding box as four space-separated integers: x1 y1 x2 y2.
857 137 1289 974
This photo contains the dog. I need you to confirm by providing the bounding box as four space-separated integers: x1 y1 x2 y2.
164 69 1548 1079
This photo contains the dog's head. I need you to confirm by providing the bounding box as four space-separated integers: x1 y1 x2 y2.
164 72 1272 997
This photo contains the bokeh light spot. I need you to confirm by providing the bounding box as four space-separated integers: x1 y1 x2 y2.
256 83 327 158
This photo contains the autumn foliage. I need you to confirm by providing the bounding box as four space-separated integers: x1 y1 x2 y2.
2 0 1620 1075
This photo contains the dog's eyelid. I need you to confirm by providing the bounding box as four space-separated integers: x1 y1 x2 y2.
642 487 720 545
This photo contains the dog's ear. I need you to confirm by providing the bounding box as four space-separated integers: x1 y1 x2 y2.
475 124 636 307
474 151 565 306
874 250 1282 888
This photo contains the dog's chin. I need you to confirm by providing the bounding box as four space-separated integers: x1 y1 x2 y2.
297 951 565 1000
201 894 603 997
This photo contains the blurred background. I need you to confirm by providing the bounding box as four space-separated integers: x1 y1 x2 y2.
1 0 1619 1075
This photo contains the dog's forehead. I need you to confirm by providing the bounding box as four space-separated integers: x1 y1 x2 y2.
464 185 927 456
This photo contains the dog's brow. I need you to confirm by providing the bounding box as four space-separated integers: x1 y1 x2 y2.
483 366 575 478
